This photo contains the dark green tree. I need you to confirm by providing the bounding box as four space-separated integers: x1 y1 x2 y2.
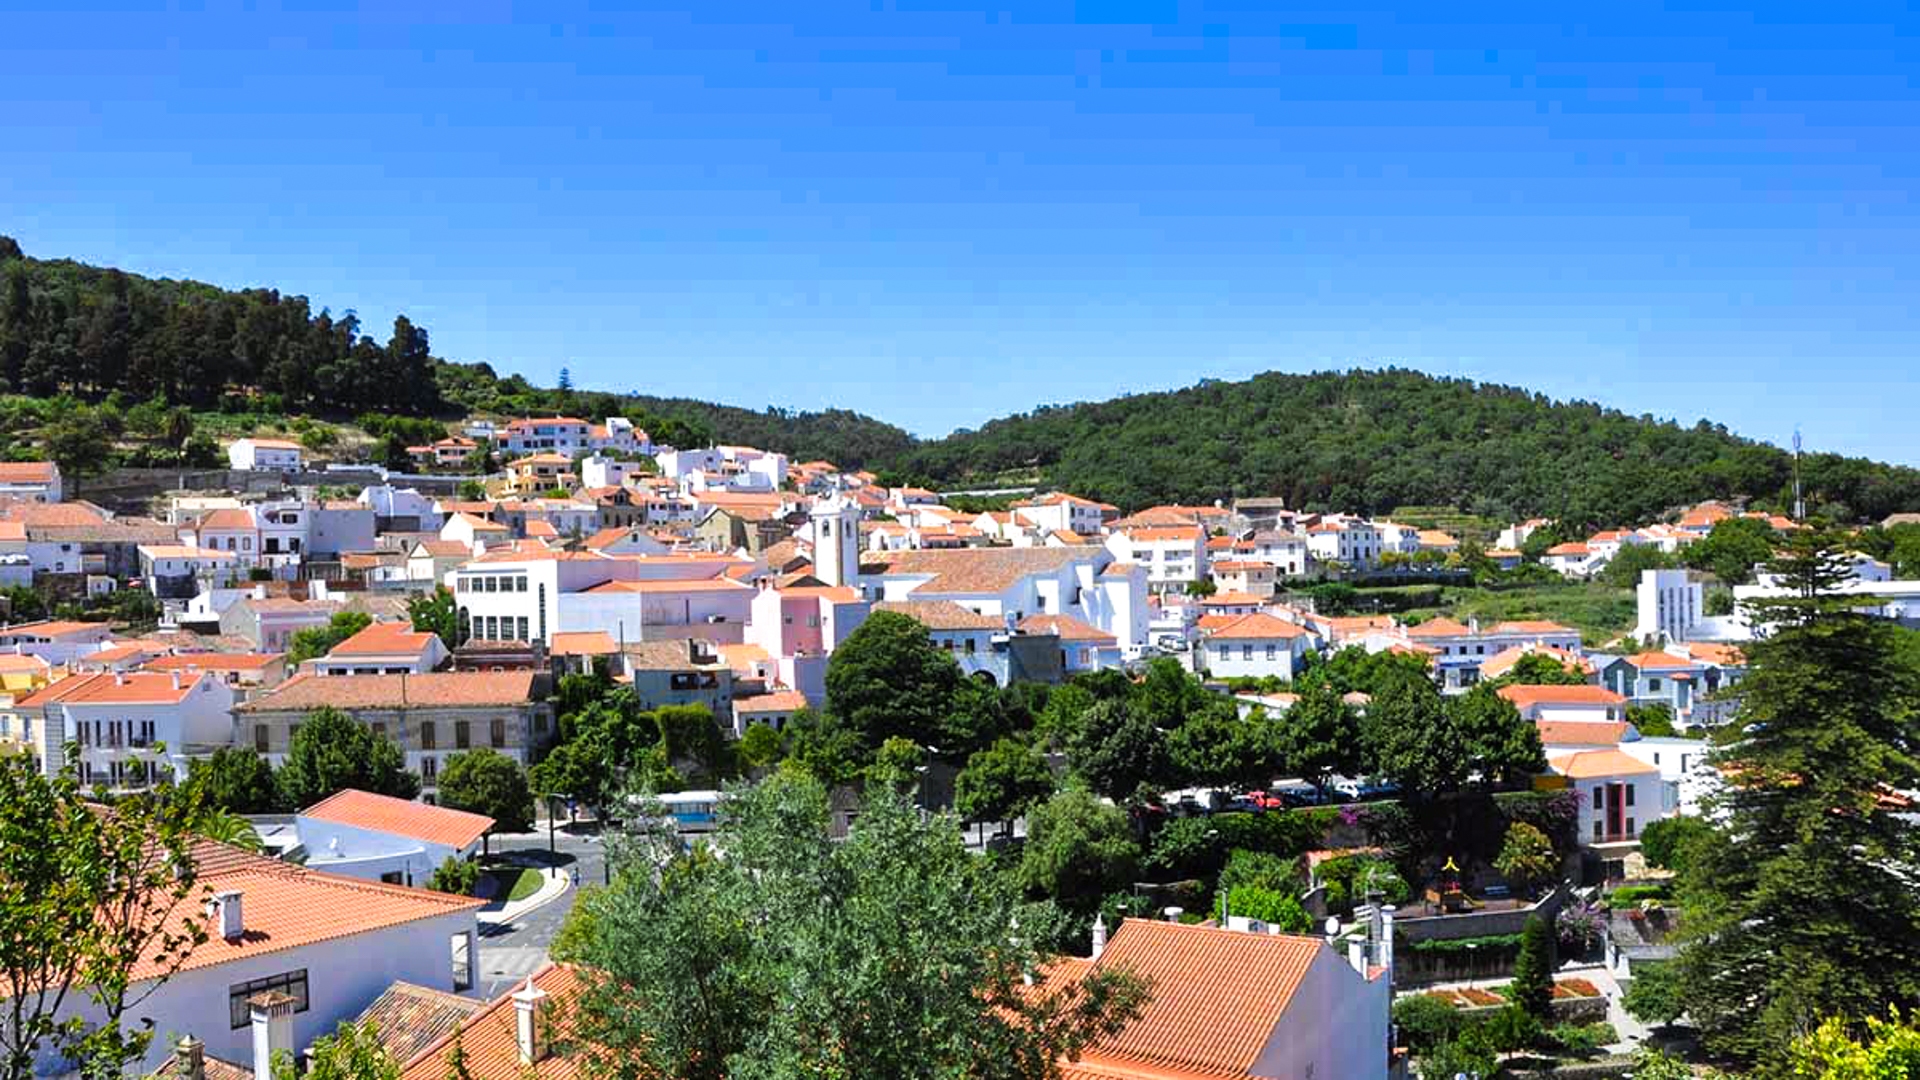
1018 789 1140 914
1683 516 1779 585
1677 532 1920 1067
436 748 533 833
1065 698 1172 806
1447 683 1546 789
1510 913 1556 1021
405 586 459 650
1361 667 1468 795
569 776 1147 1079
286 611 373 665
187 747 286 814
824 610 963 750
1271 682 1362 799
1489 651 1591 687
1166 706 1278 790
954 738 1055 830
1623 961 1685 1032
1638 815 1713 875
276 706 420 807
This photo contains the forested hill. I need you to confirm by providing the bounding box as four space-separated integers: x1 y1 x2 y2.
0 237 914 467
892 369 1920 525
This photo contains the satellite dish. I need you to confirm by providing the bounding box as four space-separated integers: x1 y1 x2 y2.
1324 916 1341 936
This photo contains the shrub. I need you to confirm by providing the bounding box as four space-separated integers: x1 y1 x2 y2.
1224 885 1312 933
1610 883 1672 905
1493 821 1558 896
1639 815 1713 874
1218 849 1302 895
427 856 479 896
1391 994 1462 1050
1481 1004 1544 1054
1623 961 1685 1029
1317 854 1409 915
1549 1020 1615 1056
1556 899 1605 955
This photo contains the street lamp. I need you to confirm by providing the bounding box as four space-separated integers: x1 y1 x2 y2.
1463 942 1480 990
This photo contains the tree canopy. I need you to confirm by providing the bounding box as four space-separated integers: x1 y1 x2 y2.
276 706 420 808
435 748 534 833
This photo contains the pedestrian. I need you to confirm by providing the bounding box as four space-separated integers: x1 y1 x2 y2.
571 865 580 888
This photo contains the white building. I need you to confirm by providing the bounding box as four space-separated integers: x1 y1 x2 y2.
1105 525 1207 593
15 670 236 789
1199 613 1315 681
227 438 304 472
0 461 62 503
1247 531 1309 577
29 839 482 1078
580 454 639 490
1550 748 1666 855
0 619 115 665
1635 568 1703 644
860 546 1150 660
295 788 494 886
1009 492 1110 537
498 416 592 457
308 621 449 675
138 545 243 598
1304 517 1382 570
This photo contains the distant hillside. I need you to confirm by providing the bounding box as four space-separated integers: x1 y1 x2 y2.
0 236 913 468
891 369 1920 525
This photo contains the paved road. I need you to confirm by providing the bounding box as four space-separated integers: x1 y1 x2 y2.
473 822 608 999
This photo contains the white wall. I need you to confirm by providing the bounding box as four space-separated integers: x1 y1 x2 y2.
295 815 469 886
1248 946 1388 1080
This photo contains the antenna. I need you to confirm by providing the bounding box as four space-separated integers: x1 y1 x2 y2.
1792 427 1805 522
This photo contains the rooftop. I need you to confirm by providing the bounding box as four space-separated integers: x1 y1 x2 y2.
238 671 539 712
301 789 494 849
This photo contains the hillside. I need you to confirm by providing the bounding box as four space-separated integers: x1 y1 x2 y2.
892 369 1920 525
0 237 913 468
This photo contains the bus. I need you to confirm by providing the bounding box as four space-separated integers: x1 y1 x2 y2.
653 790 726 833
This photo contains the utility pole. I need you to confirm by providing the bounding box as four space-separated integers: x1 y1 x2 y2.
1792 427 1805 522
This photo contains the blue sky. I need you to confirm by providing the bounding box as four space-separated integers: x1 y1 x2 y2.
4 1 1918 462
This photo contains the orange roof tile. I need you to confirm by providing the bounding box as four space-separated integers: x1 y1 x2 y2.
1019 614 1116 644
1621 651 1700 670
16 670 204 707
736 689 809 714
1198 592 1266 607
1405 617 1471 638
1536 720 1633 747
1478 644 1593 679
1117 525 1205 543
143 653 283 672
329 621 440 657
1496 684 1625 708
196 507 256 531
397 964 583 1080
129 840 482 983
1203 613 1310 641
1545 542 1590 556
549 631 619 656
353 981 488 1065
238 671 538 712
1550 748 1660 779
582 577 751 594
301 789 494 849
1069 920 1323 1078
0 461 57 482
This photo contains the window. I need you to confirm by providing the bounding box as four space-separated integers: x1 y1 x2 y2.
483 577 497 593
1648 678 1661 692
1242 644 1253 661
380 871 404 885
455 721 471 749
1266 644 1278 661
491 718 506 748
421 756 437 782
456 577 468 593
1592 787 1603 810
1593 820 1603 840
1624 785 1635 807
229 970 309 1029
421 721 437 750
516 616 529 641
515 576 528 592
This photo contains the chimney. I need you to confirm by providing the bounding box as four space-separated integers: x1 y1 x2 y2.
1379 905 1396 982
214 889 244 940
114 672 128 686
249 990 295 1080
173 1037 205 1080
1162 906 1184 923
1347 937 1368 975
1090 914 1108 961
170 671 182 691
511 977 549 1065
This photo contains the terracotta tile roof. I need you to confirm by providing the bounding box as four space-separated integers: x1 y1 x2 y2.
411 540 473 558
452 512 510 532
302 789 494 849
150 1050 255 1080
874 599 1004 631
1066 920 1323 1078
1485 547 1523 558
736 689 809 714
1537 720 1633 747
1679 641 1746 666
129 840 482 983
0 618 112 634
397 964 583 1080
0 653 50 675
1550 748 1660 779
1416 529 1458 547
1198 592 1265 607
1405 617 1471 638
141 544 239 561
1019 614 1116 644
0 502 108 528
239 438 302 450
550 631 619 656
143 652 283 673
1203 613 1310 641
0 461 57 482
582 577 751 594
238 671 538 712
1116 525 1205 543
1488 620 1578 636
1100 562 1140 577
196 507 256 531
1545 542 1590 556
1479 644 1593 679
524 520 559 539
1208 561 1270 573
1620 651 1700 670
329 621 440 657
860 546 1097 595
16 670 205 707
716 642 771 673
509 453 575 467
1496 684 1625 708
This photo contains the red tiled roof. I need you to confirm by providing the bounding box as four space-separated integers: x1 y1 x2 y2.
1536 720 1633 747
1550 748 1660 780
549 631 619 656
0 461 57 482
1478 644 1593 679
1405 617 1470 638
197 507 256 531
397 964 583 1080
1066 920 1323 1078
354 981 488 1065
16 670 205 707
1545 542 1590 556
1496 684 1625 708
0 619 114 639
1621 651 1699 670
1488 620 1577 636
238 671 538 712
301 789 494 849
1019 614 1116 644
736 689 809 714
144 652 283 672
1203 613 1310 641
329 621 440 657
130 840 482 982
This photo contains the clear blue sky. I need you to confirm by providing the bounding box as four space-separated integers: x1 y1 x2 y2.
4 1 1918 462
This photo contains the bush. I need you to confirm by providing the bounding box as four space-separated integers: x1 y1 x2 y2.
1224 885 1312 932
1482 1004 1544 1054
1610 883 1672 905
1392 994 1463 1051
427 856 479 896
1549 1020 1615 1056
1494 820 1558 896
1317 854 1409 915
1218 849 1302 895
1639 815 1713 874
1556 899 1605 955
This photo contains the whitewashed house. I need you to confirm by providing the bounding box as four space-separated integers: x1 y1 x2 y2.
227 438 304 472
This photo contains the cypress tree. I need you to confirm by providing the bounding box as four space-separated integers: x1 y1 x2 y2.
1510 913 1555 1021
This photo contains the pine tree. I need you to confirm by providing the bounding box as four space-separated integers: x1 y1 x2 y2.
1677 530 1920 1067
1510 914 1556 1021
557 366 573 392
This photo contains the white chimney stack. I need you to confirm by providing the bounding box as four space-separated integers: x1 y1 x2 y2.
512 977 549 1065
1379 905 1396 982
214 889 244 940
249 990 295 1080
170 671 182 690
1347 937 1368 974
1090 914 1108 961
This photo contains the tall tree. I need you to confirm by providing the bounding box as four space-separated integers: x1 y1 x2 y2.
0 757 216 1080
1361 667 1468 796
1272 681 1362 798
1446 683 1546 789
824 610 963 751
955 738 1056 831
286 611 373 666
1509 914 1556 1022
406 586 459 650
436 749 533 833
186 747 285 814
276 706 420 808
1065 699 1171 807
1677 531 1920 1068
570 776 1147 1079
